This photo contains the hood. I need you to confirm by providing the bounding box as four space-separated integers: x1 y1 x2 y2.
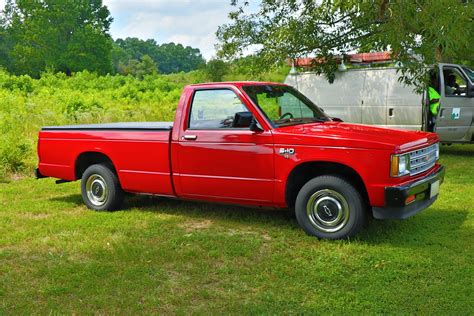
274 122 438 152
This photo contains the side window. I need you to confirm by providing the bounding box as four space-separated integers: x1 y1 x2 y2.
189 89 252 129
443 68 468 97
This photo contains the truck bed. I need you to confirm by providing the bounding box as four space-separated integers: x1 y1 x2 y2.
42 122 173 131
38 122 174 196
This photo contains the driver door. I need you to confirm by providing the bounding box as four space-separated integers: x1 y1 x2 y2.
175 88 275 204
436 65 473 141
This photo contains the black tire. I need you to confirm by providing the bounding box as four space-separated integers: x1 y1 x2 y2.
81 164 124 211
295 175 366 239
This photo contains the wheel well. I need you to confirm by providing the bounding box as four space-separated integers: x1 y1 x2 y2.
285 161 369 208
75 152 116 180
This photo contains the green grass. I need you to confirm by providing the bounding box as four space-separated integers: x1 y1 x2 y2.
0 145 472 314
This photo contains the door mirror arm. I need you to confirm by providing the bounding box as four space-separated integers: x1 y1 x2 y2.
250 118 264 132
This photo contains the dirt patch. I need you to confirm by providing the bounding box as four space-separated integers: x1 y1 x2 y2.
226 228 272 241
11 173 28 181
20 212 50 220
180 219 213 232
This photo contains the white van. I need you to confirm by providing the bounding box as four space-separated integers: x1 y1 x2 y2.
285 63 474 143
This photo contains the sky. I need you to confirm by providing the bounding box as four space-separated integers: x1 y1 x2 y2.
0 0 259 60
103 0 247 60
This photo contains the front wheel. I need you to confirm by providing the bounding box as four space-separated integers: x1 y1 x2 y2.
81 164 124 211
295 175 366 239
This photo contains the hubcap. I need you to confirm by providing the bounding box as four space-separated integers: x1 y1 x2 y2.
86 174 108 207
306 189 349 233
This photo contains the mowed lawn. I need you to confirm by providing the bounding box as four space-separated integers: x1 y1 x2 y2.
0 145 472 314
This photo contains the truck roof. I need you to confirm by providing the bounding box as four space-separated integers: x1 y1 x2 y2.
188 81 288 88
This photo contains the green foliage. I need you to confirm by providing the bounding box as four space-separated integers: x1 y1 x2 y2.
204 59 229 82
117 55 157 79
156 42 206 74
0 71 187 180
112 38 206 75
0 66 287 181
218 0 474 87
0 0 113 77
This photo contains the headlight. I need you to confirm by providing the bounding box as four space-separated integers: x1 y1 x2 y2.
391 153 410 177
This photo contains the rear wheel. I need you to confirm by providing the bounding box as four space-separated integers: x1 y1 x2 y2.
81 164 124 211
295 175 366 239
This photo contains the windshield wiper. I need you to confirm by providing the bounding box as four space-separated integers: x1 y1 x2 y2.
309 117 330 122
274 118 303 125
274 117 329 126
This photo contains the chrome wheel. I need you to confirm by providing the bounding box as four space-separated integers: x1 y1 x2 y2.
306 189 350 233
85 174 109 207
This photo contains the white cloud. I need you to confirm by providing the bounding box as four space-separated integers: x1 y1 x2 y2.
103 0 241 59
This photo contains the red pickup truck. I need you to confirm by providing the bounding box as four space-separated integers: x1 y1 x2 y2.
36 82 445 239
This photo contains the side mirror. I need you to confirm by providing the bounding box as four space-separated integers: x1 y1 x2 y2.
468 85 474 98
331 117 344 122
250 118 264 132
233 111 254 128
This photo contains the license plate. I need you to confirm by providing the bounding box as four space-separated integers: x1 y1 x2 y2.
430 180 440 199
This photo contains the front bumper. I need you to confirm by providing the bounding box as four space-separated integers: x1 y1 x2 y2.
372 165 445 220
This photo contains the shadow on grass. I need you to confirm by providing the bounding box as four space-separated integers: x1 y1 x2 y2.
51 194 84 206
358 207 469 245
52 193 298 228
440 145 474 157
51 194 469 246
128 194 299 229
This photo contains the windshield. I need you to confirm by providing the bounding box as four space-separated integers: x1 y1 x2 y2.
242 85 330 127
462 66 474 82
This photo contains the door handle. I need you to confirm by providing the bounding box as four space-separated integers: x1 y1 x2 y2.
182 135 197 140
440 108 445 118
389 108 394 117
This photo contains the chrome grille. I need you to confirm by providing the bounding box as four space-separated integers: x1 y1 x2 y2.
408 143 439 176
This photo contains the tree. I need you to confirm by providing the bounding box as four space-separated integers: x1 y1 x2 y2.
112 38 158 72
155 42 206 74
205 59 229 82
0 0 113 77
217 0 474 86
112 38 206 74
118 55 157 78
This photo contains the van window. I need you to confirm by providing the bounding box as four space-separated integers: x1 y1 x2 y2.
443 68 468 97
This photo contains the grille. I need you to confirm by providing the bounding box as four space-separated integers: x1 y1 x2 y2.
408 143 439 176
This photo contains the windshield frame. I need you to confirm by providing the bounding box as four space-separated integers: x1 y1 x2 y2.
461 66 474 83
241 84 331 128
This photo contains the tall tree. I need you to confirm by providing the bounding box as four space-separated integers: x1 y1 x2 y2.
112 38 206 75
155 42 206 74
118 54 157 79
1 0 113 77
204 58 229 82
217 0 474 86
